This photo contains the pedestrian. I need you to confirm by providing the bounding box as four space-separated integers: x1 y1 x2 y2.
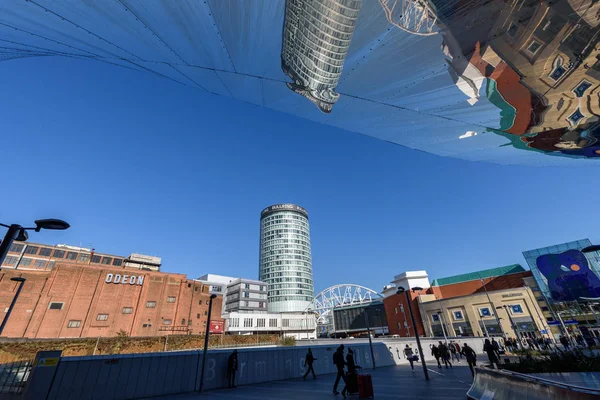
526 337 535 350
332 345 347 396
537 337 545 350
342 348 359 397
303 348 317 380
449 341 460 363
559 335 570 350
461 343 477 377
545 337 553 351
483 339 499 369
431 344 442 368
404 345 415 371
438 341 452 369
227 350 238 388
453 341 462 360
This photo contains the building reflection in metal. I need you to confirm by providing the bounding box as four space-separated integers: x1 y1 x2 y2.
281 0 363 113
0 0 598 163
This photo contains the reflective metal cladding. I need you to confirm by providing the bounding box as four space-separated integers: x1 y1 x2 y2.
1 0 599 164
281 0 363 113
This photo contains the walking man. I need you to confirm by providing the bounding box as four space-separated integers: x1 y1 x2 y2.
461 343 477 377
449 341 460 363
303 348 317 380
227 350 238 388
431 344 442 368
332 345 347 395
403 345 415 371
438 341 452 369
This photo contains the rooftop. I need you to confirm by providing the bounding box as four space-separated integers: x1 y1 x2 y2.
431 264 526 287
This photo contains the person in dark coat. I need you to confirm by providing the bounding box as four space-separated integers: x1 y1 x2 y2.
438 341 452 369
404 345 415 371
342 348 359 397
560 335 570 350
461 343 478 377
483 339 499 368
332 345 347 396
303 348 317 380
431 344 442 368
227 350 238 388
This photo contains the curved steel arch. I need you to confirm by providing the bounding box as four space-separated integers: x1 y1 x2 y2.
306 284 383 335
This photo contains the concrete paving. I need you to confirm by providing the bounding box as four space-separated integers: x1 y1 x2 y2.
146 363 475 400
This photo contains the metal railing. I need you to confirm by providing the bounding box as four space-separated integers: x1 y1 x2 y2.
503 369 600 395
0 359 33 394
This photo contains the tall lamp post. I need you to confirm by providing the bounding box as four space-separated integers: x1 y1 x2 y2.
199 294 217 393
496 305 520 343
0 277 26 336
363 307 376 369
397 286 429 381
0 219 70 266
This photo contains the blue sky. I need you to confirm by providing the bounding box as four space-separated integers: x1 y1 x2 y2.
1 57 599 294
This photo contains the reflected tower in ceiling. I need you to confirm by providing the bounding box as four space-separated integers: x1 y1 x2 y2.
281 0 363 113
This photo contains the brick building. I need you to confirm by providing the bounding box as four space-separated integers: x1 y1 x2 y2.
0 244 224 339
383 265 533 337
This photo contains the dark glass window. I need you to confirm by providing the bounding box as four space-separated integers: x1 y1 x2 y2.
101 257 112 265
9 244 24 253
112 258 123 266
39 248 52 257
66 252 78 260
49 302 64 310
24 246 39 255
91 255 101 263
53 250 65 258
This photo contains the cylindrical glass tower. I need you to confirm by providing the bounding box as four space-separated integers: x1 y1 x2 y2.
259 204 314 312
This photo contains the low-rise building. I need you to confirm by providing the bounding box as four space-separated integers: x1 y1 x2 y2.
224 278 268 314
224 311 316 339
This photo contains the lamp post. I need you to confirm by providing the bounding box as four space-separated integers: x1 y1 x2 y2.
496 305 520 342
0 277 26 336
480 277 505 338
199 294 217 393
397 286 429 381
0 219 70 266
437 312 448 343
363 307 376 369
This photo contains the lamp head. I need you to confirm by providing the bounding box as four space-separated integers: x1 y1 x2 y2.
210 294 217 299
396 286 406 294
15 229 28 242
582 245 600 253
34 219 70 232
10 277 26 283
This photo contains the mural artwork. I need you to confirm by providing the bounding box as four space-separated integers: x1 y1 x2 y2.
536 250 600 301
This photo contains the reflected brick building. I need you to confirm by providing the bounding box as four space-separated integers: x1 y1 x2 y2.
0 243 223 339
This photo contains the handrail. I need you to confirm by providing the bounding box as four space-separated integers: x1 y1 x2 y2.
478 367 600 394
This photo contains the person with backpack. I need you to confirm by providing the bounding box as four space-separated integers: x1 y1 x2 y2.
342 348 359 397
403 344 416 371
461 343 478 377
431 344 442 368
303 348 317 380
438 341 452 369
332 345 347 396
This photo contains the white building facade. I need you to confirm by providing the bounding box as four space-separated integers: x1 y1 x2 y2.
225 311 317 339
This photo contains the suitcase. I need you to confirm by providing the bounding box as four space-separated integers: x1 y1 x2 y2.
358 374 374 399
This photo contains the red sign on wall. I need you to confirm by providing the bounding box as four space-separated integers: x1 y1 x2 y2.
209 320 224 334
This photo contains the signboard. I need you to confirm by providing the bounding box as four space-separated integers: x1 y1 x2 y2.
502 292 523 298
548 320 579 325
105 273 144 286
37 357 59 367
209 320 224 334
261 204 308 218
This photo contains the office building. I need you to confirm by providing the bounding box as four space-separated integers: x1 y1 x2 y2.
224 278 268 314
224 311 316 339
0 259 224 339
281 0 363 113
332 300 388 338
197 274 236 295
259 204 314 313
2 242 161 272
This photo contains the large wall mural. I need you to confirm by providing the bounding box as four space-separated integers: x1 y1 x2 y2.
1 0 599 164
536 250 600 301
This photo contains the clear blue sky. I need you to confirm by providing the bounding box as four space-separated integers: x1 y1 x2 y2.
1 57 599 294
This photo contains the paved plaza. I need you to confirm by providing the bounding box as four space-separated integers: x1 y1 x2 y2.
147 364 474 400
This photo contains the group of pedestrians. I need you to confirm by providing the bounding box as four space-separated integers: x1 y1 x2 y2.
332 344 359 398
431 341 453 369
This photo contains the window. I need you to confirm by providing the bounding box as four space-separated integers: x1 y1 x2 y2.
283 319 290 327
67 320 81 328
34 260 46 268
394 307 398 314
269 318 277 327
78 254 90 263
142 324 148 328
511 304 524 314
431 313 440 322
453 311 464 320
122 307 133 314
53 250 65 258
573 81 592 98
91 255 101 263
479 307 491 317
550 57 567 81
188 319 192 325
526 40 541 55
541 306 549 311
39 248 52 257
204 310 208 316
9 244 24 253
19 258 32 267
167 296 176 303
260 286 264 291
49 302 64 310
112 259 123 266
146 301 156 308
506 22 518 38
244 292 250 298
206 300 209 305
245 284 250 289
258 302 264 308
24 246 39 255
243 318 253 328
230 318 240 328
66 252 78 260
163 319 172 325
568 109 585 125
257 318 266 327
96 314 109 321
2 256 18 266
101 257 112 265
197 313 200 319
181 319 186 325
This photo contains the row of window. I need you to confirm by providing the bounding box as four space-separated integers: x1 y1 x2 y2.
430 305 524 323
67 318 208 329
260 238 310 248
270 295 314 303
47 295 200 312
8 244 123 266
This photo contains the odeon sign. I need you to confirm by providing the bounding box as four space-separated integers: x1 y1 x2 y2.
105 273 144 286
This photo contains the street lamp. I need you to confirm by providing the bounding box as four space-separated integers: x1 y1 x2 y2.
0 277 26 336
396 286 429 381
496 305 521 343
0 219 70 266
582 245 600 253
363 306 376 369
199 293 217 393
